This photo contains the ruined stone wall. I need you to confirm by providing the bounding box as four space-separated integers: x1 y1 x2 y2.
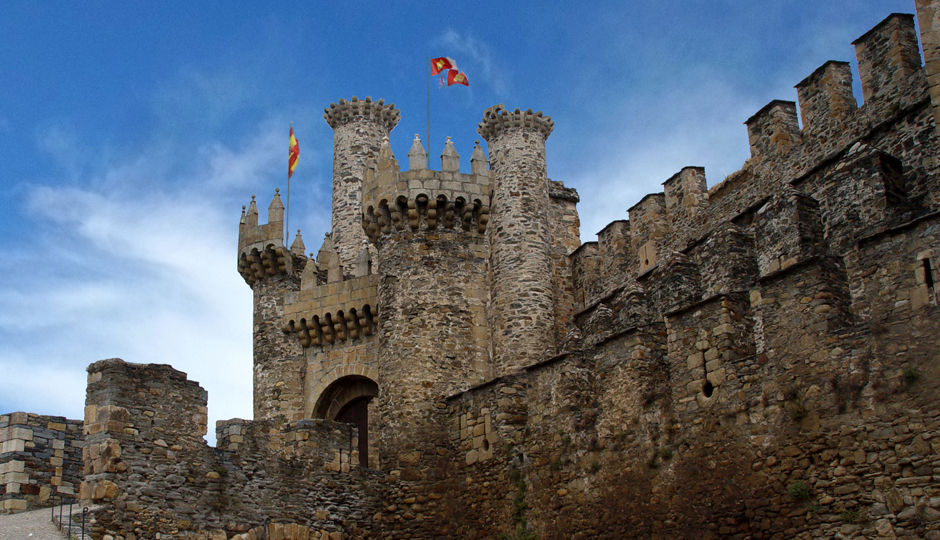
443 372 530 540
214 418 380 539
0 412 82 512
81 358 213 538
81 359 386 540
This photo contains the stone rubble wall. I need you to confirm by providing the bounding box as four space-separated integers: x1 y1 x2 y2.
0 412 82 513
548 180 583 347
325 97 400 274
482 108 558 375
80 359 385 540
433 9 940 540
253 270 306 424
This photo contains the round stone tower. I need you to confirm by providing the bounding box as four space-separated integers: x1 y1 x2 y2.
362 136 492 470
478 105 557 374
236 191 306 423
323 96 401 275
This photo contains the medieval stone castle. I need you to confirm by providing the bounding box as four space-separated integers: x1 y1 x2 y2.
3 5 940 539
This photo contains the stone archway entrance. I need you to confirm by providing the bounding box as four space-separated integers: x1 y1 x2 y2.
313 376 378 468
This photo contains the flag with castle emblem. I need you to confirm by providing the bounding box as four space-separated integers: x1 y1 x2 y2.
430 56 457 76
447 69 469 87
289 125 299 178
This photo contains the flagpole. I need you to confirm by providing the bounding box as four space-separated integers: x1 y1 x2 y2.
286 121 291 247
427 56 431 155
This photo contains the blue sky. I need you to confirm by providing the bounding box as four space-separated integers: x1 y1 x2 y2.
0 1 917 443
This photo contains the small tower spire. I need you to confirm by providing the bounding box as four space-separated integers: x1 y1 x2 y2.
470 139 488 176
290 229 305 255
441 136 460 172
246 195 259 228
268 188 285 226
408 133 428 171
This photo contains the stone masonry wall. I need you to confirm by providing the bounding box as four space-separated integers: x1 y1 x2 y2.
548 180 582 347
432 9 940 539
253 270 306 424
82 358 386 540
324 97 400 274
480 106 558 375
0 412 82 512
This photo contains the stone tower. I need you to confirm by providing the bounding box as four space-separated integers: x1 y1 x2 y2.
323 96 401 275
361 134 492 470
236 191 306 423
478 105 557 374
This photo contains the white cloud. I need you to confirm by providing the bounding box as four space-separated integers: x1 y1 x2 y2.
439 29 511 96
566 70 757 241
0 121 296 444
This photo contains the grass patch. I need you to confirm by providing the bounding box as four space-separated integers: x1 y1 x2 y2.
902 366 920 386
787 481 812 501
840 509 860 524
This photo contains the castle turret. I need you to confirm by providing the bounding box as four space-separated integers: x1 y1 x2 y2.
236 190 306 423
362 135 491 470
323 97 400 275
478 105 557 374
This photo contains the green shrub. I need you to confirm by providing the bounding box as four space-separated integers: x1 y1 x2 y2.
841 509 860 523
788 481 812 501
902 366 921 385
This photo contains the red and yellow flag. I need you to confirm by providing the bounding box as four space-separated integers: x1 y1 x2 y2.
447 69 469 87
289 125 299 178
430 56 457 76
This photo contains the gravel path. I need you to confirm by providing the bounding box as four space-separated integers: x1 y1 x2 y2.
0 506 76 540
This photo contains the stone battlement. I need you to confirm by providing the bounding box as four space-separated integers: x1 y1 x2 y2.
361 136 491 241
322 96 401 131
476 104 554 140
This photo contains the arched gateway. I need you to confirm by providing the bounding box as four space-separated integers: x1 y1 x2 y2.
313 375 378 468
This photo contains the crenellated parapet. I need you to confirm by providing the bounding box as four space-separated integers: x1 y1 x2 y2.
628 193 672 274
361 136 491 242
238 191 283 255
322 96 401 132
853 13 923 103
745 100 803 160
477 105 554 141
237 190 306 286
575 11 935 297
795 61 857 140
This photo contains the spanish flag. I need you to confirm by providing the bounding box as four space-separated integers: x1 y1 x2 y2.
431 57 457 76
289 125 299 179
447 69 469 87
